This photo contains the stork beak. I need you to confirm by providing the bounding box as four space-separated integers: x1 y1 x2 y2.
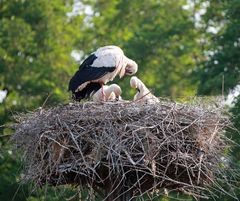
119 66 125 78
125 69 133 75
116 95 122 101
108 92 116 100
133 82 139 91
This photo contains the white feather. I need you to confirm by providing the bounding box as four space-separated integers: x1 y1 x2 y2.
92 84 122 102
92 52 122 68
130 76 159 104
91 46 126 84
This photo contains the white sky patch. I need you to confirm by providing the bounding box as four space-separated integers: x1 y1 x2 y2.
68 1 95 62
67 0 95 27
71 50 85 63
182 0 224 32
12 100 17 105
225 84 240 106
0 90 7 103
182 0 195 10
207 26 220 34
182 4 191 10
194 2 209 28
67 2 94 63
67 0 93 17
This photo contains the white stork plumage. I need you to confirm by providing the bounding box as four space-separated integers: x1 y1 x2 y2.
92 84 122 102
130 76 159 104
68 45 138 101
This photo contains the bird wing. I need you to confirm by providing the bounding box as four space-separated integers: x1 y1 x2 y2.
73 82 101 101
93 47 124 69
69 50 123 92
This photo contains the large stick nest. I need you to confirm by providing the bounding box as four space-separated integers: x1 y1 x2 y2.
13 100 233 200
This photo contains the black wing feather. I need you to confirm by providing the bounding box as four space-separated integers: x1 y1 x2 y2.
68 53 116 101
80 54 97 70
68 54 97 91
72 82 101 101
68 66 116 92
68 54 116 92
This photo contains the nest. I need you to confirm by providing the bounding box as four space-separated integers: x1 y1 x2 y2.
13 100 233 200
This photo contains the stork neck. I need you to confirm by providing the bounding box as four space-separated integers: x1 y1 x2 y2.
137 80 149 93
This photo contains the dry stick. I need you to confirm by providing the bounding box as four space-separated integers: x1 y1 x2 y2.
13 101 231 200
199 168 239 200
102 171 126 201
136 166 207 191
0 133 13 138
47 136 70 150
114 169 148 201
222 74 225 98
208 121 220 144
197 154 204 185
180 188 209 200
62 121 103 182
39 92 52 114
123 90 153 104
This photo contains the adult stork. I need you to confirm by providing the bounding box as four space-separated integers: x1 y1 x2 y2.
68 45 138 101
92 84 122 102
130 76 159 104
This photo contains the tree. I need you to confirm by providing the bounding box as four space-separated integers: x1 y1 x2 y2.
194 1 240 199
195 0 240 95
0 0 83 200
0 0 82 126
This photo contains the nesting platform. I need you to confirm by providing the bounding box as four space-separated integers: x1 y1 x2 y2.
13 100 231 200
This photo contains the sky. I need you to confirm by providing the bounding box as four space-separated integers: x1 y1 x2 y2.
0 90 7 103
225 85 240 106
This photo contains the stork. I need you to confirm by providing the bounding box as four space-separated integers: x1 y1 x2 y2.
130 76 159 104
92 84 122 102
68 45 138 101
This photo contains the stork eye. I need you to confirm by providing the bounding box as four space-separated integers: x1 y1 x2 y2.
125 69 133 75
125 65 134 74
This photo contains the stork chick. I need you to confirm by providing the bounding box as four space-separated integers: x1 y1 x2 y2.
130 76 159 104
92 84 122 102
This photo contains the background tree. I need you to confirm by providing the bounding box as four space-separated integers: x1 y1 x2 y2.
0 0 83 126
0 0 82 200
0 0 239 200
194 0 240 95
194 0 240 199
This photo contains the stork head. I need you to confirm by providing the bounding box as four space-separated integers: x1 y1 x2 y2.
109 84 122 98
119 58 138 78
108 92 116 100
130 76 139 89
104 84 122 101
125 59 138 76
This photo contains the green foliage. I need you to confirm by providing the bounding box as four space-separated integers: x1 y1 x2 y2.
0 0 240 200
0 0 81 200
0 0 80 125
228 97 240 201
194 0 240 200
195 0 240 95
